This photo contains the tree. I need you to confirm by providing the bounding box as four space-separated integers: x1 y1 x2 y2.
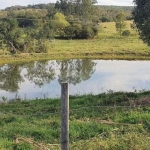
115 13 127 37
7 9 43 28
55 0 98 21
133 0 150 45
39 22 55 39
53 12 70 36
0 18 25 53
80 25 98 39
64 23 98 39
80 0 98 22
64 22 82 39
46 5 57 20
55 0 74 15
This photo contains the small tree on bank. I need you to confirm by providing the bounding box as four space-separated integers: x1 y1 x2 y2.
115 13 127 37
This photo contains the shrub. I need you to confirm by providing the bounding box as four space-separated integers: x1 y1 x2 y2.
80 26 94 39
122 30 131 36
100 16 110 22
77 25 98 39
25 39 48 53
64 23 98 39
64 23 82 39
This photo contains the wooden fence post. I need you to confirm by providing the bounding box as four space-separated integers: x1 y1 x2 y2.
61 82 69 150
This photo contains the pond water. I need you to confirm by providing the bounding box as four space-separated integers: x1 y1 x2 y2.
0 59 150 101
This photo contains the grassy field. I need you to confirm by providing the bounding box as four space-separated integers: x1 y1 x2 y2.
1 21 150 65
0 91 150 149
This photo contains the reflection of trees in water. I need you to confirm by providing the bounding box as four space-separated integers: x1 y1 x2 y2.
57 59 96 85
24 61 56 87
25 59 96 86
0 64 24 92
0 59 96 92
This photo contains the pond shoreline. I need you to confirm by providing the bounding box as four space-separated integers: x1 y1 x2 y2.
1 90 150 104
1 52 150 65
1 21 150 65
1 59 150 100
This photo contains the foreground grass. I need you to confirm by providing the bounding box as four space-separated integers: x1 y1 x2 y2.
1 21 150 65
0 91 150 149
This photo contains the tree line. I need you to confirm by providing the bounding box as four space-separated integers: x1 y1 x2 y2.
4 3 133 22
0 0 149 58
2 0 148 54
0 0 101 53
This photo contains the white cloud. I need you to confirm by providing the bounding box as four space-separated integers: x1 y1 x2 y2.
0 0 134 10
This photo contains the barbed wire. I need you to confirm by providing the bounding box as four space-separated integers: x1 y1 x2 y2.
0 104 147 149
0 111 60 117
70 104 148 111
0 104 147 111
0 104 148 117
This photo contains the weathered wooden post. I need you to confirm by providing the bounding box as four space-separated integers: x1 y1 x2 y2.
61 82 69 150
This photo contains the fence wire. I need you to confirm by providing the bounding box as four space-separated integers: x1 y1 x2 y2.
0 104 149 117
0 102 149 149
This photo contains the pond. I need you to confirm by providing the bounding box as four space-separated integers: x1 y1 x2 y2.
0 59 150 101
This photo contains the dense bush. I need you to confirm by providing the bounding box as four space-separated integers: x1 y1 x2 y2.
25 39 48 53
80 25 98 39
64 23 82 39
122 30 131 36
64 24 98 39
133 0 150 45
100 16 110 22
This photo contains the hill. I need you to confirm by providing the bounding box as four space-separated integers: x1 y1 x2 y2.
1 4 134 21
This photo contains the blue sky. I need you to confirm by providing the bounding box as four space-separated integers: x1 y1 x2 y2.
0 0 134 10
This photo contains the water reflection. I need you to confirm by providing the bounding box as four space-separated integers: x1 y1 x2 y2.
0 59 96 100
58 59 96 84
0 64 24 92
24 61 56 87
1 59 150 100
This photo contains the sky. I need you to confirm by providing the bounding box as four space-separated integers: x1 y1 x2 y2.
0 0 134 10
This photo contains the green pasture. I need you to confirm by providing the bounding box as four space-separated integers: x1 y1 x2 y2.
0 91 150 149
1 21 150 65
